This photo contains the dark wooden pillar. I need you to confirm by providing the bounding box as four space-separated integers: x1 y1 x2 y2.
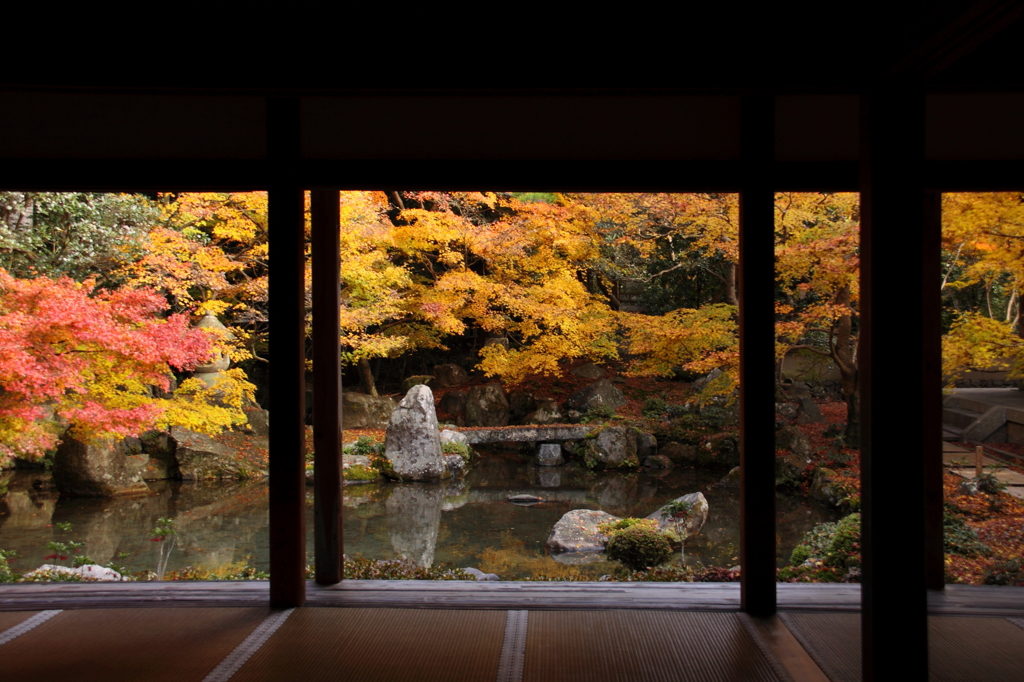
859 87 928 679
923 191 944 591
739 95 777 616
312 189 343 584
268 98 307 607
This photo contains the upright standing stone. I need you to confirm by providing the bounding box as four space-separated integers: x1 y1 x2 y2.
385 384 445 480
536 443 564 466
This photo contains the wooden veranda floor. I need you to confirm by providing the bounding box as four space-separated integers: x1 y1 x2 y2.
2 582 1024 681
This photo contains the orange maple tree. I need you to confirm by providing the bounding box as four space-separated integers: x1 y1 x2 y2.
0 270 252 465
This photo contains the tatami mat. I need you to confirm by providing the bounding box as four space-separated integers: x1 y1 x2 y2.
781 612 1024 682
523 611 788 682
231 608 507 682
0 610 41 633
0 607 269 682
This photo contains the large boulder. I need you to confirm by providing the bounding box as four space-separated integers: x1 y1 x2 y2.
171 427 268 480
571 362 606 380
776 448 810 486
466 383 510 427
566 379 627 413
776 402 799 420
438 390 468 425
810 467 847 508
384 385 446 480
545 509 620 553
690 368 723 392
776 424 812 458
342 393 396 430
139 431 178 480
636 432 658 459
52 435 151 497
401 375 435 392
432 364 469 389
508 391 537 424
578 426 640 470
646 492 709 543
659 442 698 464
525 400 563 425
240 406 270 438
796 396 826 424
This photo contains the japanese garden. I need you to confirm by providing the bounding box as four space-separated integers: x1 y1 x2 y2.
1 189 1022 586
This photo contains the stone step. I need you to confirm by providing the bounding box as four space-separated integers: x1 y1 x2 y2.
943 406 984 429
943 425 964 441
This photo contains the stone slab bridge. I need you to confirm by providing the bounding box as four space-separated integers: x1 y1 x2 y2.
455 425 594 466
455 425 594 445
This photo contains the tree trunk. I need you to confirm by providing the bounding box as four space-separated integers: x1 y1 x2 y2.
724 262 738 306
842 370 860 448
831 284 859 447
358 357 378 397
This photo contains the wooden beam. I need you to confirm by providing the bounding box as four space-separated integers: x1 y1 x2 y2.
924 191 945 591
312 190 343 584
859 87 929 680
739 95 777 616
268 98 307 607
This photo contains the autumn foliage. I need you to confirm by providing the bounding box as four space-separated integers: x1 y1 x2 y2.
0 269 249 465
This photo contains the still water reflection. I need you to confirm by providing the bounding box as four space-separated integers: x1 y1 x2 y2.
0 452 838 580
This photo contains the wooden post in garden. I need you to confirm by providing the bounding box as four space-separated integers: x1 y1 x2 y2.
268 98 307 608
976 446 984 479
312 189 344 584
738 95 777 617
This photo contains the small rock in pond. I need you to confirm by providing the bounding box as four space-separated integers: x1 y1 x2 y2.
508 494 545 505
463 567 500 581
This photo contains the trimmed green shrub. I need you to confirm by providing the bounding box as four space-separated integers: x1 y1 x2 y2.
605 525 673 571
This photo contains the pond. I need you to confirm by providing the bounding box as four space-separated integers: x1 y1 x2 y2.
0 450 839 580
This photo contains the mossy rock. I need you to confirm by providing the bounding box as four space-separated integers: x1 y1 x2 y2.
605 526 673 571
578 426 640 470
343 464 380 482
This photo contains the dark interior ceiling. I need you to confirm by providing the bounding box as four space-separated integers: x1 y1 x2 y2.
4 2 1022 95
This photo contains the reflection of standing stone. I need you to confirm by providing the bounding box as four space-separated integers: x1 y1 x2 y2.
537 468 562 488
386 484 445 567
385 385 445 480
192 313 233 388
